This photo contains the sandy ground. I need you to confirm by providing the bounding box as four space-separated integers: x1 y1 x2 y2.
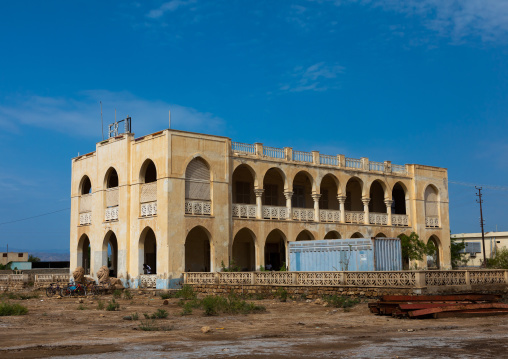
1 289 508 358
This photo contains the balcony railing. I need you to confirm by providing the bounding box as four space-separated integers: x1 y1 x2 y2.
140 183 157 217
263 146 285 159
232 203 257 219
345 210 364 224
345 157 362 169
392 214 409 226
79 213 92 225
292 208 314 221
292 151 313 163
105 206 119 221
262 205 287 220
369 161 385 172
392 164 407 174
185 200 211 216
369 212 388 225
319 209 340 222
79 193 92 225
141 201 157 217
319 154 337 166
232 142 255 155
425 216 440 228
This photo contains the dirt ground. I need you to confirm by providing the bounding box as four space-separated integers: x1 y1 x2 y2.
1 289 508 359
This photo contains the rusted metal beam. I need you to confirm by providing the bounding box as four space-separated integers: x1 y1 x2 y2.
381 294 501 303
408 303 508 317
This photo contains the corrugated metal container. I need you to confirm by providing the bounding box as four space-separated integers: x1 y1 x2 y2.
10 261 32 270
373 237 402 271
289 239 374 271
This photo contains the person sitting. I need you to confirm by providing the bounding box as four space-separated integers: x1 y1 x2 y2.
143 263 152 274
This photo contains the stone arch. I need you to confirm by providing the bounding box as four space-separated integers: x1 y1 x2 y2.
102 231 118 277
139 226 157 274
319 174 340 210
392 181 407 215
265 229 287 271
427 235 441 269
185 158 211 215
375 233 387 238
369 180 387 213
351 232 364 238
324 231 341 239
77 234 91 274
233 163 259 188
295 230 314 242
232 164 256 205
185 226 212 272
232 228 256 271
262 168 287 207
79 175 92 195
104 167 119 189
424 185 439 226
345 177 363 211
139 159 157 183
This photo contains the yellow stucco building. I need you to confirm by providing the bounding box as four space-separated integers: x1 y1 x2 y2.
70 127 451 288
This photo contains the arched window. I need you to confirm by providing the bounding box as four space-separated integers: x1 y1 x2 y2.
79 176 92 225
424 185 439 227
80 176 92 195
140 160 157 217
105 168 119 221
185 158 211 215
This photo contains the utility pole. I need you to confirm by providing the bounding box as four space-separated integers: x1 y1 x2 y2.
476 187 486 267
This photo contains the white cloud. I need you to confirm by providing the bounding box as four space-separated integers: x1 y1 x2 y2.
0 90 225 138
280 62 345 92
146 0 196 19
359 0 508 42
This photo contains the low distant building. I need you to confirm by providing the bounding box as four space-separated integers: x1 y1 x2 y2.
0 252 28 266
451 232 508 267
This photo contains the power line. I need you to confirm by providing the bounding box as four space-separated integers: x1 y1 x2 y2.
449 181 508 191
0 208 70 226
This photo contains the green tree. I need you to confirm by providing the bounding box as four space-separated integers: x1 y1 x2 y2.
28 255 41 263
486 246 508 269
450 237 467 268
399 232 431 270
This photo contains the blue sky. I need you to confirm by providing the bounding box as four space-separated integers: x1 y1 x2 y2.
1 1 508 252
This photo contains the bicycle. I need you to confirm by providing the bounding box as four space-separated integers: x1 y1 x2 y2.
45 283 62 297
60 283 87 297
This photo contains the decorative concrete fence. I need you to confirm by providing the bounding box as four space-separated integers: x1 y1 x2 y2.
185 270 508 289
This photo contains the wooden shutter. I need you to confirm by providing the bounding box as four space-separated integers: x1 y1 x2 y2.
185 159 210 200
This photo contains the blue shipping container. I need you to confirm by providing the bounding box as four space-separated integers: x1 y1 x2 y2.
289 239 374 271
373 238 403 271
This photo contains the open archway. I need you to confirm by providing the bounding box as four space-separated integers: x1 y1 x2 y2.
392 182 406 215
80 176 92 195
140 160 157 183
103 231 118 277
77 234 91 274
351 232 364 238
185 227 211 272
232 228 256 271
185 158 211 215
324 231 341 239
427 236 440 269
139 227 157 274
295 230 314 242
424 185 439 227
265 229 286 271
375 233 387 238
369 180 387 213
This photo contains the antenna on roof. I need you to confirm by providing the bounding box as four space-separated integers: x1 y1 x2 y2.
169 110 171 129
100 101 104 140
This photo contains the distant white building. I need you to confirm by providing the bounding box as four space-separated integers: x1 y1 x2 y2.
452 231 508 267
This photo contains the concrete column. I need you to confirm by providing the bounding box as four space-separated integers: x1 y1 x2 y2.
312 194 321 222
384 161 392 173
254 189 264 219
284 147 293 161
255 143 263 158
361 157 369 171
337 195 346 223
385 199 393 226
362 197 370 225
312 151 320 165
284 191 293 220
338 154 345 168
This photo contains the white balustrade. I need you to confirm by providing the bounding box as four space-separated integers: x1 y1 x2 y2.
262 205 287 220
319 209 341 222
425 216 440 228
369 161 385 172
319 154 338 166
293 208 314 221
140 274 157 288
345 210 364 224
345 157 362 169
141 201 157 217
292 151 313 163
392 164 407 174
185 200 212 215
369 212 388 225
263 146 285 159
79 212 92 225
392 214 408 226
232 203 257 219
232 142 256 154
105 206 119 221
